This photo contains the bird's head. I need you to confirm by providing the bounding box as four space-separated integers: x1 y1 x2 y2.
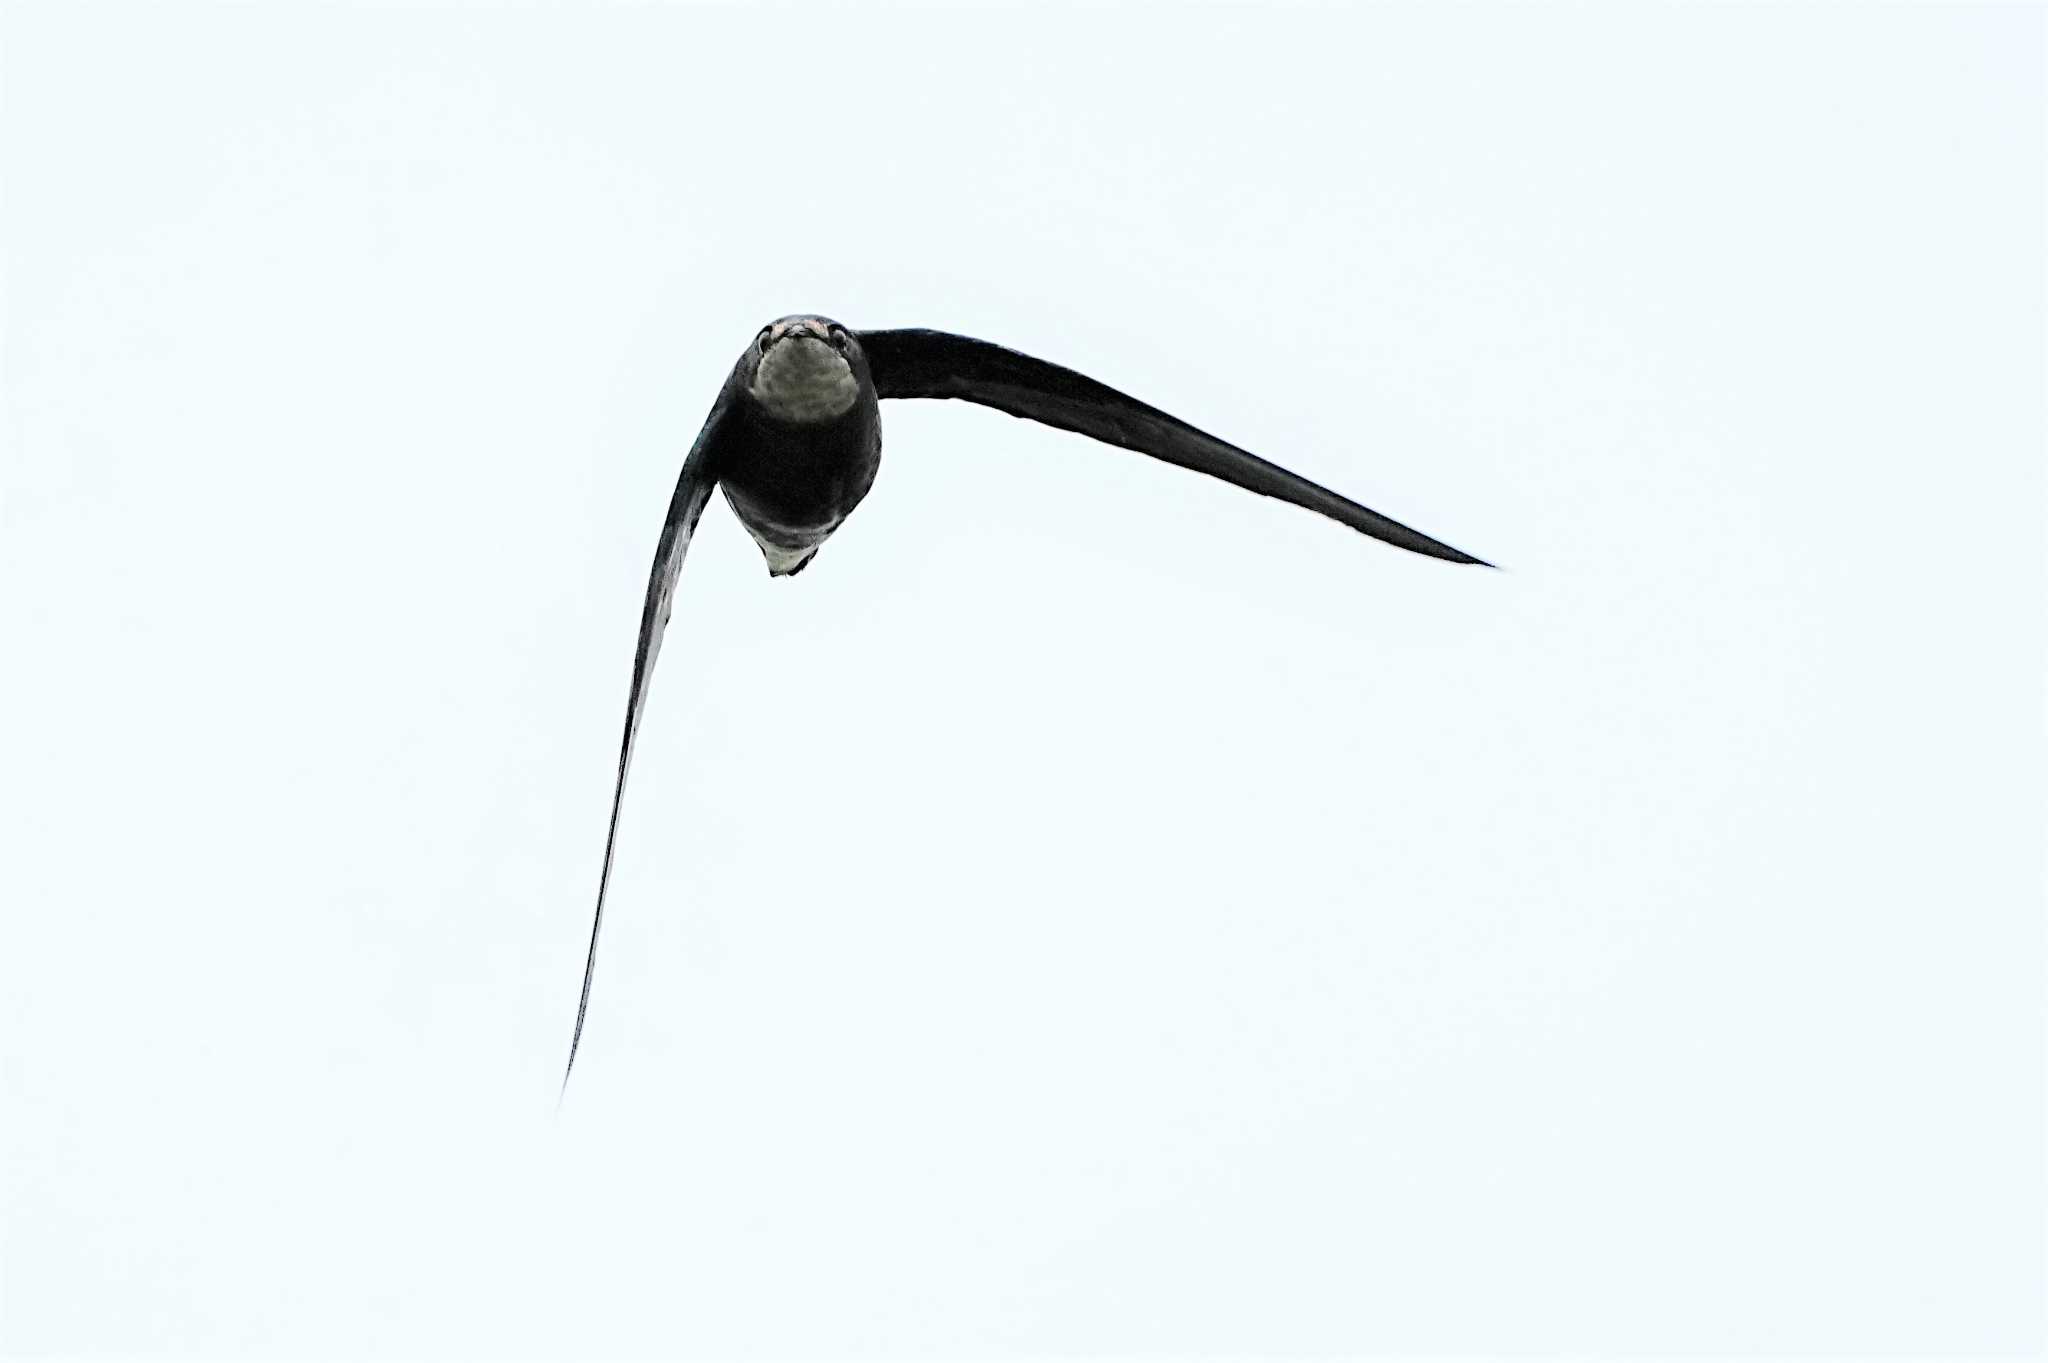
744 315 862 423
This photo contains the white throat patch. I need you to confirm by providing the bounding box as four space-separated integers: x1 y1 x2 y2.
751 338 858 423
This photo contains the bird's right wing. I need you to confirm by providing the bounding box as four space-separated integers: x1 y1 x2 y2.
860 327 1489 565
561 395 730 1097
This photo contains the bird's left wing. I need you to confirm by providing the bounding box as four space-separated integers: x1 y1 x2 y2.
861 327 1489 565
561 395 730 1097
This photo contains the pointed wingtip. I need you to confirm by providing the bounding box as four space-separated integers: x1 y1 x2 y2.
1428 543 1497 569
558 1002 589 1106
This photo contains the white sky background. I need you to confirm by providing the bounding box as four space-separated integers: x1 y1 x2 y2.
1 3 2041 1358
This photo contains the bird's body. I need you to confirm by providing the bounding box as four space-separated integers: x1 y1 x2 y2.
715 318 880 577
558 314 1493 1093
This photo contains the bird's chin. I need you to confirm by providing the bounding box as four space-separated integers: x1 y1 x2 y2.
751 337 858 422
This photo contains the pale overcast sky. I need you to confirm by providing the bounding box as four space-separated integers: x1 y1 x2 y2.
2 3 2041 1358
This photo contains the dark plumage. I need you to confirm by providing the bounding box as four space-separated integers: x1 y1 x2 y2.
560 315 1490 1093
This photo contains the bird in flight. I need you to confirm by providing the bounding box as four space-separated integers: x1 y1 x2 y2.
560 317 1490 1094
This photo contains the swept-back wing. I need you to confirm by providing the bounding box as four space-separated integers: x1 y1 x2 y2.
861 327 1488 565
561 398 729 1095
